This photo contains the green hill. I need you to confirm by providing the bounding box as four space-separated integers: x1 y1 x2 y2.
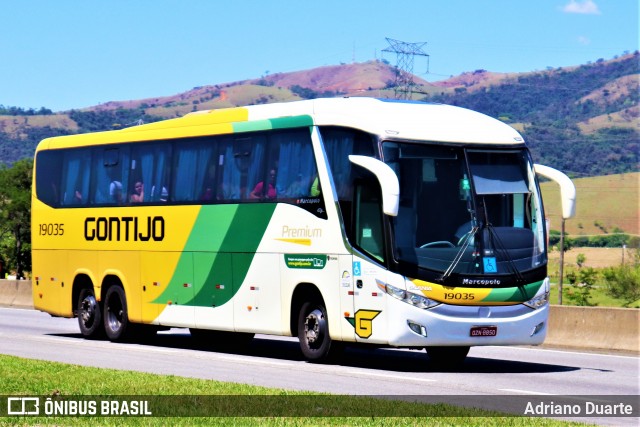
540 172 639 237
1 52 638 177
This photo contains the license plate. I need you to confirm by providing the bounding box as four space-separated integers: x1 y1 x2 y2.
470 326 497 337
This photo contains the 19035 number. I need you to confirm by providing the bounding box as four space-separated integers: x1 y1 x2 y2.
39 223 64 236
443 292 475 300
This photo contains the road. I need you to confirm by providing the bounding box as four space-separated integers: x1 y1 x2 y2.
1 307 638 425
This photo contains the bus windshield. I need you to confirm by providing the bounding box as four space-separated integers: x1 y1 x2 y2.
384 142 546 280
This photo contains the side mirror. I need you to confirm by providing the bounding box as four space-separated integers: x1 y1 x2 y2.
534 164 576 219
349 155 399 216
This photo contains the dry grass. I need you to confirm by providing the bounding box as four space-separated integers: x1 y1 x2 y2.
577 74 639 105
540 172 639 237
548 246 629 269
577 105 639 133
0 114 78 136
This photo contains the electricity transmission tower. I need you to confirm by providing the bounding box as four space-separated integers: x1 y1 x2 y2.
383 38 430 99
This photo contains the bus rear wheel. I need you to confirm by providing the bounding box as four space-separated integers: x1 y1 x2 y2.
297 301 341 362
103 285 132 342
77 287 104 339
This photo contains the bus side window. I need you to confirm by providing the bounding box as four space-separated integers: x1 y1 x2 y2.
35 150 63 207
273 129 316 199
91 147 129 205
60 148 91 206
249 167 277 200
320 126 377 227
217 142 241 201
353 176 385 263
272 128 327 218
233 135 267 200
130 143 172 203
172 138 215 202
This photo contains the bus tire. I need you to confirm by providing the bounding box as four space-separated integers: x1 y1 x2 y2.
297 300 340 362
77 287 104 339
103 285 132 342
426 346 470 368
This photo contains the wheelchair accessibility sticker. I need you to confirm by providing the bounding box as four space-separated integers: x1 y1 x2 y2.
353 261 361 276
483 257 497 273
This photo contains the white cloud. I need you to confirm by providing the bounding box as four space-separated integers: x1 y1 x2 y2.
577 36 591 45
563 0 601 15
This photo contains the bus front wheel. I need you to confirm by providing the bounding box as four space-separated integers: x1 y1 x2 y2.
297 301 341 362
77 287 104 339
103 286 132 342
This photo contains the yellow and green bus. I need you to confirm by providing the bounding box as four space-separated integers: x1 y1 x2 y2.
32 97 575 364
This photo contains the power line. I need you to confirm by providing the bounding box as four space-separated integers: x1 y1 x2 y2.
382 38 430 100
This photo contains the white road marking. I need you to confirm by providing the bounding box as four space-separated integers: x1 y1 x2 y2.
498 388 553 395
348 371 437 383
496 346 639 360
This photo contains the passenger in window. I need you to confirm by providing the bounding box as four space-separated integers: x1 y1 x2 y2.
218 181 240 200
310 176 321 197
159 186 168 202
250 169 277 200
130 181 144 203
200 187 214 201
150 185 169 202
285 174 307 198
110 181 124 204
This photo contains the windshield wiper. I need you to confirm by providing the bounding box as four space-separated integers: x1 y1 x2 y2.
483 223 525 284
440 195 525 284
440 225 478 281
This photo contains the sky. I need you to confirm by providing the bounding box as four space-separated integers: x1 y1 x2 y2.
2 0 638 112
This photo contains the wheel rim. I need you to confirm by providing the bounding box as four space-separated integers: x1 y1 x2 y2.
106 293 123 332
79 294 97 329
304 308 326 349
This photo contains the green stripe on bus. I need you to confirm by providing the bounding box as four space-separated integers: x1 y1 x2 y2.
154 204 276 307
269 115 313 129
232 115 313 133
185 204 239 251
482 280 544 303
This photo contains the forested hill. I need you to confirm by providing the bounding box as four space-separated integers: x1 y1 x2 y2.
427 54 639 177
1 52 638 178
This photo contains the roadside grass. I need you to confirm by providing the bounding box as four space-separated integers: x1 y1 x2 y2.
547 247 640 308
549 281 640 308
0 354 583 426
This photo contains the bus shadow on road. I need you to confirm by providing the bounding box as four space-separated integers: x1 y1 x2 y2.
325 345 582 374
53 330 582 374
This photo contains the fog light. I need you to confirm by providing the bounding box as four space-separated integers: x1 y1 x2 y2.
407 320 427 337
530 322 545 337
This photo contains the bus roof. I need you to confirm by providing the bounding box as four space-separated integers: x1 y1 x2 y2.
36 97 525 151
242 98 524 145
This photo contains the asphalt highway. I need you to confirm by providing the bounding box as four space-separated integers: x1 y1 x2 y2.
1 307 638 425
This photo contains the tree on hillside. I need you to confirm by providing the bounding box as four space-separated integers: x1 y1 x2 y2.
0 159 32 278
0 105 52 115
604 248 640 307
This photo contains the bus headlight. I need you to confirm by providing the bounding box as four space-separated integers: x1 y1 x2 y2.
387 284 406 300
377 281 439 309
524 278 550 309
408 292 433 309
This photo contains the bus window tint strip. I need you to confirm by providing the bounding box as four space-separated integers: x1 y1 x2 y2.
35 128 326 218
